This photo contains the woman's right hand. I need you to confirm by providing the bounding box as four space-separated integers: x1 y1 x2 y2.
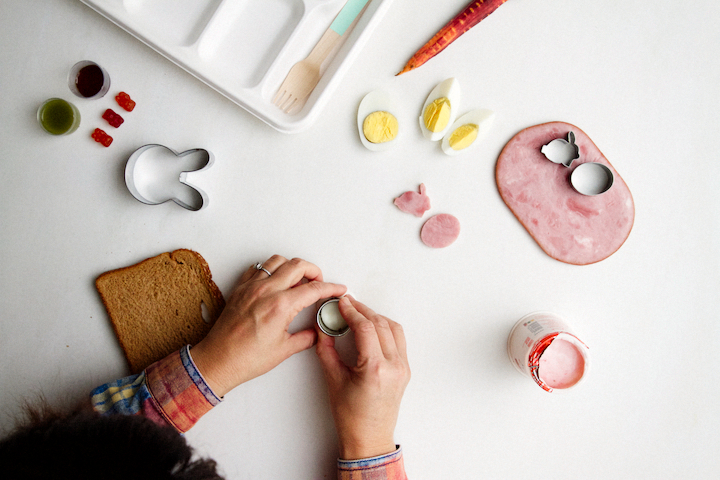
315 296 411 460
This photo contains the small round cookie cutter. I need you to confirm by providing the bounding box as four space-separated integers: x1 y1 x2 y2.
570 162 614 196
125 144 214 211
317 298 349 337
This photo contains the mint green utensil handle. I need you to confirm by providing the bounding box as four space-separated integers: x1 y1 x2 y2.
330 0 370 36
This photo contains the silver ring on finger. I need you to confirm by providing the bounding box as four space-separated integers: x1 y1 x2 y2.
254 262 272 277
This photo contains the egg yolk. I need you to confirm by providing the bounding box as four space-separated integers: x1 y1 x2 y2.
363 111 399 144
448 124 479 150
423 97 451 133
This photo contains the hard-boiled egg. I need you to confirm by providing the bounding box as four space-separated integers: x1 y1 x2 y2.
357 90 399 151
419 78 460 141
441 109 495 156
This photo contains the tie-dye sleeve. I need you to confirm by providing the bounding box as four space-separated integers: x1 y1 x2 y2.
90 345 221 433
338 447 408 480
91 346 407 478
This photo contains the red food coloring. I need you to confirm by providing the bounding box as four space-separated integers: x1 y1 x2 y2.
102 109 124 128
76 64 105 98
115 92 136 112
91 128 113 147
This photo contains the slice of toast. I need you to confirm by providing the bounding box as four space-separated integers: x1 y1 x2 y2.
96 249 225 373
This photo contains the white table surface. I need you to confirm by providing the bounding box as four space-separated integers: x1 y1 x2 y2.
2 1 719 478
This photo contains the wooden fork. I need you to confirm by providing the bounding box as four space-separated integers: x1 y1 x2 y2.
273 0 370 115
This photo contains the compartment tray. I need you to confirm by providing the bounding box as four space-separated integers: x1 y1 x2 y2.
80 0 393 133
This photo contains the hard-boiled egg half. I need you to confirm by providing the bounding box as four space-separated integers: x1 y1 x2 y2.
419 78 461 141
441 109 495 156
357 90 399 151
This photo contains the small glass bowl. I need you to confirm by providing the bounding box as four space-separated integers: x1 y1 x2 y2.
37 98 81 135
68 60 110 99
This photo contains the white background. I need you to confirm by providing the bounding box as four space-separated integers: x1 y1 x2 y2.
1 0 719 479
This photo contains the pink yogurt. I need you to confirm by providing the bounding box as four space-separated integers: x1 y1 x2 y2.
507 312 590 392
538 338 586 389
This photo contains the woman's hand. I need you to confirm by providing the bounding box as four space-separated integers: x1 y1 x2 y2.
191 255 347 397
316 296 411 460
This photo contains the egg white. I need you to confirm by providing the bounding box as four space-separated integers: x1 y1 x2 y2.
441 109 495 156
419 78 461 141
357 90 399 151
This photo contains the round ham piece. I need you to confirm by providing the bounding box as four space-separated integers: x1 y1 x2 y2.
421 214 460 248
496 122 634 265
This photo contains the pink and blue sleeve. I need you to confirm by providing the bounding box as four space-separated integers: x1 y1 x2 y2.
338 447 408 480
91 345 408 478
90 345 220 433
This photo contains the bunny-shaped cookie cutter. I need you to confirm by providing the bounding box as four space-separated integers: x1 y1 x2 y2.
541 131 580 168
125 144 214 211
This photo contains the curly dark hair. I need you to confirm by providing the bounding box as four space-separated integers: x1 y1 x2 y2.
0 404 224 480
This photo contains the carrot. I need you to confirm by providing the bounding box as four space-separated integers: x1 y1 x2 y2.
396 0 509 76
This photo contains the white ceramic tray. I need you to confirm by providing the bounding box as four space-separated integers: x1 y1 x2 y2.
80 0 393 133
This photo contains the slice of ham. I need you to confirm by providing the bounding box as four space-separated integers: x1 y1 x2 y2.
496 122 634 265
394 183 431 217
421 214 461 248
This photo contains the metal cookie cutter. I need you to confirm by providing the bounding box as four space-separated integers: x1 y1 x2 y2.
570 162 614 196
541 131 580 168
317 298 349 337
125 144 214 211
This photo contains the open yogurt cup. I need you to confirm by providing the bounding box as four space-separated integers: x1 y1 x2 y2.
507 312 590 392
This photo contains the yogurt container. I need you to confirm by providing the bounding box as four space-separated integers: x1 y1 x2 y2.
507 312 589 392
